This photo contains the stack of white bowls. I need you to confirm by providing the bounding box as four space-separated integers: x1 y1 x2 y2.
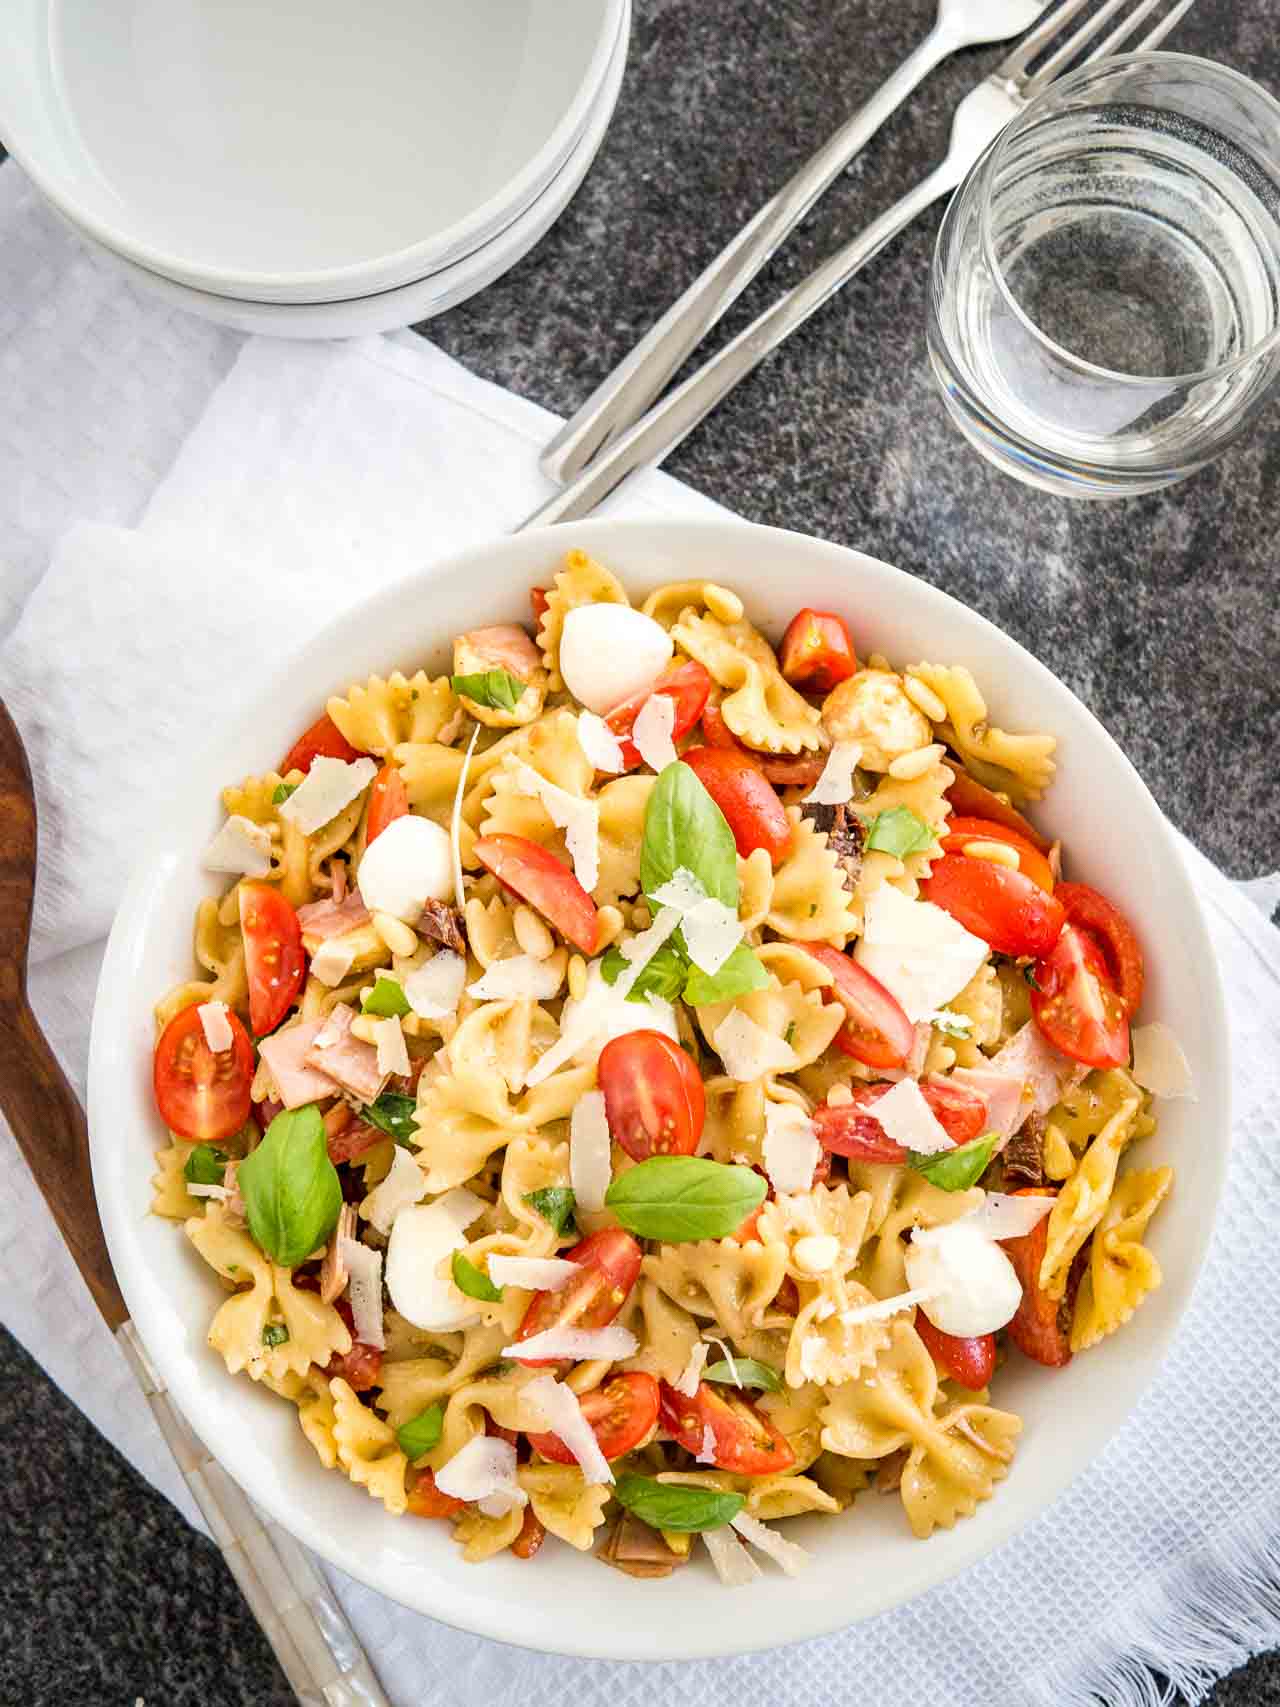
1 0 629 337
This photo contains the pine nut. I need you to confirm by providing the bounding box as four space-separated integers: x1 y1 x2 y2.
631 903 652 930
568 954 588 1001
704 584 744 623
888 743 945 781
962 839 1020 870
512 905 554 960
904 675 948 723
793 1234 840 1275
372 911 418 957
596 905 625 948
826 1083 853 1107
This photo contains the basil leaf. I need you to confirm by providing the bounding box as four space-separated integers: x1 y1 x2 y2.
237 1107 342 1267
451 1252 503 1301
613 1474 745 1533
681 940 768 1006
184 1144 227 1187
261 1322 290 1347
271 782 298 804
605 1156 765 1243
396 1403 444 1460
451 669 526 713
640 762 739 909
361 975 410 1019
524 1187 577 1236
601 938 688 1004
704 1358 782 1393
909 1133 997 1192
362 1092 419 1145
866 806 935 859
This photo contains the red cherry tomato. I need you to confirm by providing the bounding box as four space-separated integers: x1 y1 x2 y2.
324 1299 383 1392
799 942 915 1070
812 1074 987 1162
658 1381 796 1476
778 609 858 693
511 1508 546 1559
945 770 1052 855
942 816 1055 895
238 881 307 1036
597 1032 705 1162
365 763 409 845
528 1372 661 1466
152 1004 254 1141
1030 923 1130 1070
679 747 793 865
921 854 1065 958
530 586 550 624
700 696 829 787
514 1229 644 1367
406 1469 465 1519
473 833 600 956
913 1312 997 1390
604 660 713 771
1001 1192 1072 1368
280 712 362 776
1055 882 1144 1014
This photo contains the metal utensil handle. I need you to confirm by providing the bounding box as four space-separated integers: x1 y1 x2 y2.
117 1322 390 1707
538 18 959 485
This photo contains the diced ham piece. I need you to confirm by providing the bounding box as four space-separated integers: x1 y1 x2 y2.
320 1205 357 1304
304 1003 387 1103
949 1066 1026 1142
905 1022 932 1079
297 891 372 942
989 1022 1088 1129
258 1019 341 1110
458 624 542 682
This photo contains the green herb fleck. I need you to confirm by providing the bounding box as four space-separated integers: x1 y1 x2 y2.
704 1357 781 1393
1023 966 1043 992
783 1022 797 1047
361 976 411 1019
184 1144 227 1187
451 1252 503 1302
524 1187 577 1237
930 1010 972 1039
396 1403 444 1460
451 668 526 714
261 1322 290 1348
909 1133 998 1192
866 806 936 860
271 782 298 805
613 1474 745 1533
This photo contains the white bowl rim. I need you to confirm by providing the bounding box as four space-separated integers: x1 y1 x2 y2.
88 516 1230 1661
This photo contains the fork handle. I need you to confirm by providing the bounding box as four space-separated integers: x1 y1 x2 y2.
538 16 962 485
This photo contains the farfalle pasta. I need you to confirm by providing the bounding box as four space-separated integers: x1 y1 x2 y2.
149 554 1184 1582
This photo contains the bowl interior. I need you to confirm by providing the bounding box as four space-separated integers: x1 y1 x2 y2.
88 518 1229 1661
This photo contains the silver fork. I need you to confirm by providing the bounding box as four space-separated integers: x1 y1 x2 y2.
539 0 1049 484
523 0 1196 529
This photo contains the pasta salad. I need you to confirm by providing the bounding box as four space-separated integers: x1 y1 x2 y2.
150 553 1192 1582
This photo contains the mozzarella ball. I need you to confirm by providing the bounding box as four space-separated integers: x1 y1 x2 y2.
355 814 453 922
385 1189 484 1331
904 1223 1022 1337
822 670 931 771
558 605 673 715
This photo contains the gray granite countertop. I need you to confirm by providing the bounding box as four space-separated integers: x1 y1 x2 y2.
2 1 1279 1703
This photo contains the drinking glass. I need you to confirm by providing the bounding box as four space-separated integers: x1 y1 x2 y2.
927 54 1280 498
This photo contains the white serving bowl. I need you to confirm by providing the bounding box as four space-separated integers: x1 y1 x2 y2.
1 0 625 302
89 519 1229 1660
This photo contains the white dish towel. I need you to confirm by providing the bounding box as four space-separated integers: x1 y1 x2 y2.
3 163 1280 1707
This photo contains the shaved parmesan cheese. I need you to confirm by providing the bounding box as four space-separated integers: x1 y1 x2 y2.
871 1078 954 1155
798 1335 827 1382
467 954 564 1002
187 1182 228 1200
702 1526 761 1587
309 935 359 988
197 1001 234 1054
576 711 627 775
362 1144 425 1235
673 1340 709 1398
501 1324 638 1362
962 1191 1056 1242
854 885 988 1022
695 1424 718 1464
632 692 678 772
713 1009 796 1082
511 761 600 894
338 1236 385 1348
649 868 746 976
280 757 377 836
526 960 679 1088
838 1287 935 1327
451 724 481 915
570 1090 613 1212
373 1015 410 1078
404 950 467 1020
524 1374 614 1485
762 1102 820 1196
649 868 708 915
731 1512 812 1576
703 1334 741 1386
487 1255 580 1292
435 1435 526 1515
1130 1022 1196 1100
202 814 272 879
610 906 683 998
803 741 862 806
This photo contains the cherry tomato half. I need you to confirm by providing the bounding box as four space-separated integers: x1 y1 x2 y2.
1030 923 1130 1070
942 816 1055 895
812 1074 987 1162
1000 1191 1072 1368
152 1003 254 1141
366 763 409 845
324 1299 383 1393
658 1381 796 1477
799 942 915 1070
528 1372 661 1466
945 769 1052 855
239 881 307 1036
1055 882 1144 1014
280 712 362 777
778 609 858 694
700 696 829 787
913 1312 997 1390
473 833 600 956
921 854 1065 959
514 1228 644 1367
679 747 793 865
530 586 550 625
406 1469 466 1520
598 1031 706 1161
605 660 713 771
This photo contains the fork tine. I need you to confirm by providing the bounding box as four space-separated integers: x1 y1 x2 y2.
1128 0 1197 52
997 0 1096 81
1023 0 1133 87
1023 0 1194 95
1079 0 1186 65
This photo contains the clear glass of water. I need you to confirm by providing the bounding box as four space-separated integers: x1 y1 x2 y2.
927 54 1280 499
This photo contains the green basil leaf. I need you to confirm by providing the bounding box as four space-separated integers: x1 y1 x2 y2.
237 1107 342 1267
184 1144 227 1187
451 1251 504 1301
271 782 298 805
396 1403 444 1460
361 1092 419 1145
261 1322 290 1348
605 1156 765 1243
451 669 526 714
361 975 410 1019
704 1357 782 1393
601 938 688 1005
640 762 738 909
682 940 768 1006
909 1133 998 1192
613 1474 745 1533
866 806 935 859
524 1187 577 1236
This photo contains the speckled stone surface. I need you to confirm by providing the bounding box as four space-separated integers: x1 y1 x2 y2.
3 2 1279 1703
